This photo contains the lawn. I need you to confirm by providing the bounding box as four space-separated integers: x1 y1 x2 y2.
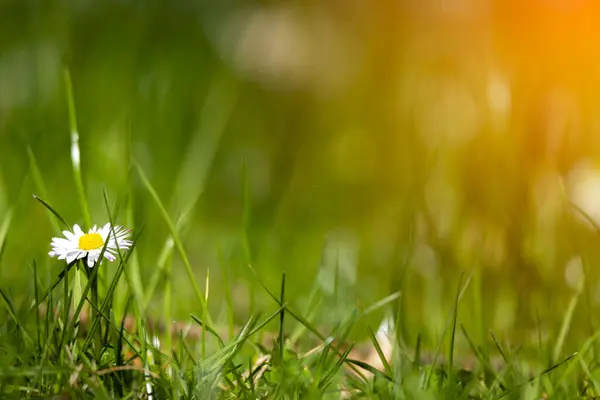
2 1 600 399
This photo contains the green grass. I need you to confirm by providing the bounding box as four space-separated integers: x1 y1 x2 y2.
0 219 594 398
2 124 597 399
4 2 600 398
0 186 595 399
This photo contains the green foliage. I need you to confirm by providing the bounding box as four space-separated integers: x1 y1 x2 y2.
0 210 594 398
3 1 600 398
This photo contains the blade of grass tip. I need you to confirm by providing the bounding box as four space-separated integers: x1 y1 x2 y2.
414 333 422 368
578 357 600 394
248 262 321 340
215 305 288 372
556 349 582 386
364 292 402 316
279 272 286 360
497 352 578 399
63 67 90 229
190 315 225 348
423 270 472 390
320 342 356 390
314 341 334 387
247 263 279 304
345 358 393 382
211 310 275 370
361 311 392 376
135 162 212 326
448 270 465 380
247 303 288 338
208 315 258 369
246 262 369 381
252 266 352 376
460 323 506 391
552 286 581 365
27 148 61 234
32 195 69 229
490 329 509 365
559 329 600 386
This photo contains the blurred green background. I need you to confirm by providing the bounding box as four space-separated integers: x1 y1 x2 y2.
2 0 600 349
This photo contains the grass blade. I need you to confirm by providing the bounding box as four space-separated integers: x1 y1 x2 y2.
135 162 211 326
552 286 581 365
424 270 471 389
0 288 33 344
33 195 70 229
490 329 508 365
0 208 12 266
279 272 286 360
63 67 90 229
190 315 225 348
363 319 392 376
448 270 465 378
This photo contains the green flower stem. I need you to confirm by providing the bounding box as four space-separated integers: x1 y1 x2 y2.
88 261 100 356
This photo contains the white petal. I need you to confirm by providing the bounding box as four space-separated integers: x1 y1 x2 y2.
99 226 110 240
49 248 68 257
66 252 79 264
88 249 100 262
87 255 96 268
63 230 76 241
51 238 73 247
73 224 84 237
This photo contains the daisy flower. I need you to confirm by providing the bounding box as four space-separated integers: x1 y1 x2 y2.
49 223 133 268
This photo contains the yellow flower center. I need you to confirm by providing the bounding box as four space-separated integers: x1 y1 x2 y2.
79 233 104 251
